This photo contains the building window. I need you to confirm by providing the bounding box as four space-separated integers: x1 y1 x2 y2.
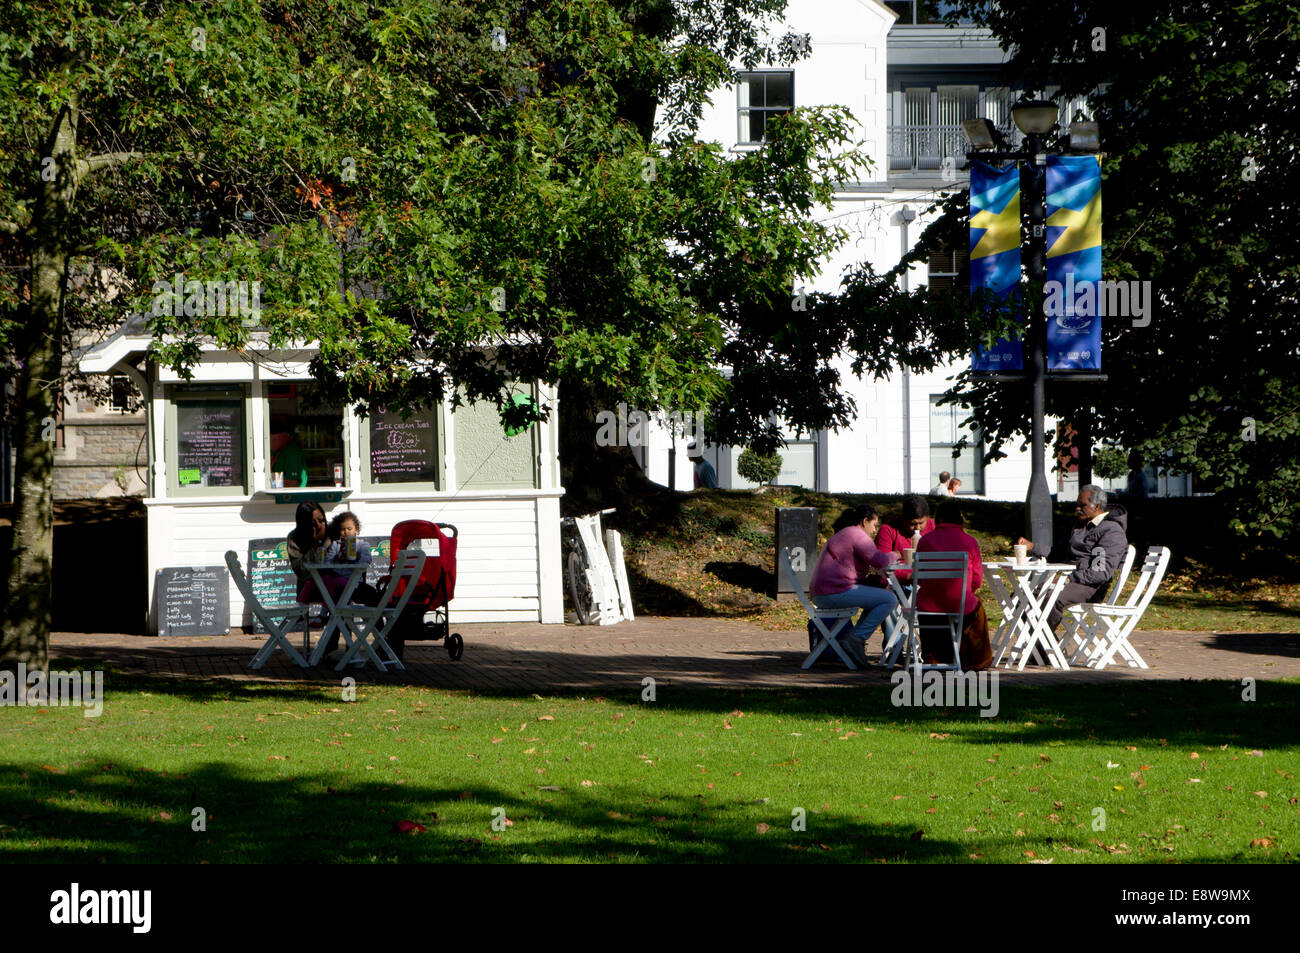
367 405 439 487
927 245 968 297
738 71 793 144
108 375 134 414
266 383 345 488
168 385 248 494
929 397 984 494
886 1 970 25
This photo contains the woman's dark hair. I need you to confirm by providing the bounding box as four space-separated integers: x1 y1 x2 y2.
328 511 361 540
900 495 930 522
290 500 325 550
833 504 879 533
934 501 965 526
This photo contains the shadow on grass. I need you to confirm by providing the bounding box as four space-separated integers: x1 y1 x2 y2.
703 560 774 596
41 662 1300 751
0 759 976 864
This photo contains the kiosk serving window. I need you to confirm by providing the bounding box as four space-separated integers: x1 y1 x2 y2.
265 383 346 487
166 385 250 496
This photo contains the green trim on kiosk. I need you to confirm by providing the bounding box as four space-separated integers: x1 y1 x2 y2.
256 488 352 505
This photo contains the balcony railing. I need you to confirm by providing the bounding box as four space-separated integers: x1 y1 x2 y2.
888 122 1024 173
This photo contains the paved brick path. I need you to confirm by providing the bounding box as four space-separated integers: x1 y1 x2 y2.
49 619 1300 692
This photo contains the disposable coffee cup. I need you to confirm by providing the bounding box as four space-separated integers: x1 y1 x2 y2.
1013 544 1027 566
902 548 914 568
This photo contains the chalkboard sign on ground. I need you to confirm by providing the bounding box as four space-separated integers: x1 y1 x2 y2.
775 507 820 598
369 407 436 483
246 535 393 632
155 566 230 637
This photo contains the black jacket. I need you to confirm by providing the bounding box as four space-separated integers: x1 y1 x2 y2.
1034 505 1129 589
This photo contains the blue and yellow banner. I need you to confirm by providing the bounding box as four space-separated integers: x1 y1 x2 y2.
1044 155 1102 369
969 161 1023 371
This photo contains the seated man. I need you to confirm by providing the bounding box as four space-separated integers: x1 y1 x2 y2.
1017 484 1129 631
914 501 991 670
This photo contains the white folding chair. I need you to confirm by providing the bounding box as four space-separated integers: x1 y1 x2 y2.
907 552 970 675
1070 546 1171 670
1060 544 1135 660
779 547 860 670
332 549 426 672
226 551 312 669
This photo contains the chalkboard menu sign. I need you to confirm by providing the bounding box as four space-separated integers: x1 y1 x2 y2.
246 535 393 632
154 566 230 637
369 407 436 483
176 399 243 487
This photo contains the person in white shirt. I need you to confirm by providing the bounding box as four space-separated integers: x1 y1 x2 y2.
930 471 953 496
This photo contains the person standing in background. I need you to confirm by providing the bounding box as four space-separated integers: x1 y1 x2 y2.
930 471 953 496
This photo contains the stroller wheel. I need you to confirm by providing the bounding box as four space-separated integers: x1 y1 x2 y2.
446 632 464 661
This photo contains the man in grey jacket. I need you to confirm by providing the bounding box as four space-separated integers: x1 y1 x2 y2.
1017 485 1129 630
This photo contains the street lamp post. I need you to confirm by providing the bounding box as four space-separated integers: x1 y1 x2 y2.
963 99 1099 554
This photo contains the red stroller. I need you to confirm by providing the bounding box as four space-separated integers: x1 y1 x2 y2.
379 520 463 660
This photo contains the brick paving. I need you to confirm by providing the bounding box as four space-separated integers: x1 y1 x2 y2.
48 618 1300 692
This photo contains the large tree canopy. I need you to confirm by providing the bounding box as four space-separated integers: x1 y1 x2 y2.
897 0 1300 537
2 0 984 665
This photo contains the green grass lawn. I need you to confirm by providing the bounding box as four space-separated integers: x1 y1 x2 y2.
3 669 1297 863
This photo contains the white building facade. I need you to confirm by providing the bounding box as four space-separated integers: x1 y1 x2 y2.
645 0 1192 500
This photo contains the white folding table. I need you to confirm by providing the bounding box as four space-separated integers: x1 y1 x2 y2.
303 561 371 668
987 560 1076 670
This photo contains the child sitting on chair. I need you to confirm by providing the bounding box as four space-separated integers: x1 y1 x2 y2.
324 512 381 606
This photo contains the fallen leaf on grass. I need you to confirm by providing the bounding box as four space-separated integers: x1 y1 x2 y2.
1250 838 1275 848
929 732 949 739
1254 791 1268 798
1247 750 1264 757
269 755 287 761
539 715 554 721
393 820 426 834
965 826 979 833
581 780 595 787
756 823 771 834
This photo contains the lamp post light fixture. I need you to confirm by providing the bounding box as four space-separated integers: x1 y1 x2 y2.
963 96 1098 553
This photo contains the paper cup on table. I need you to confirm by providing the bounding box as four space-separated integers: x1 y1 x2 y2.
1013 544 1027 566
902 548 914 568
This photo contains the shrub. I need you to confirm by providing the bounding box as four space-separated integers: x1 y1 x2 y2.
1093 445 1128 481
737 448 783 486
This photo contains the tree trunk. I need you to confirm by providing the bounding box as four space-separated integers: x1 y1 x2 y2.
1 102 79 672
557 375 672 518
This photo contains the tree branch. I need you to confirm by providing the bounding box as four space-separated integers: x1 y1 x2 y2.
77 151 143 178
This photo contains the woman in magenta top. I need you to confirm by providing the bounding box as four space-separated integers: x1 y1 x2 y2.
809 505 900 659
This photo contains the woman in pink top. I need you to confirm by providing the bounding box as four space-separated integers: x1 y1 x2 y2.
809 505 900 660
